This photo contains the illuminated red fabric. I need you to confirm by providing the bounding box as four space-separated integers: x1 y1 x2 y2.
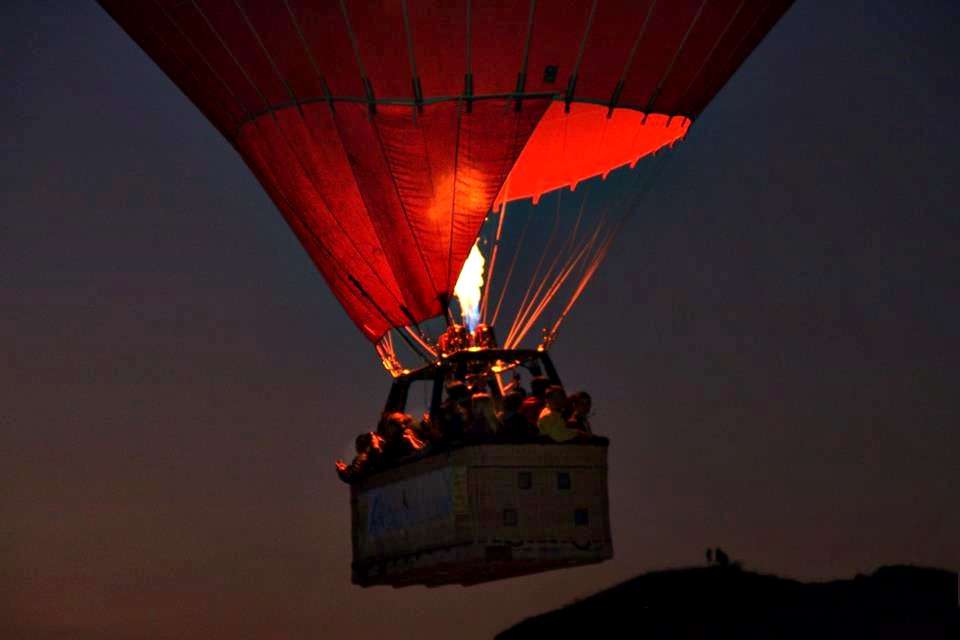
99 0 793 341
494 104 690 208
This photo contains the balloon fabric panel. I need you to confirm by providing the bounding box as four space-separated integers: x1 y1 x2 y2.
98 0 795 342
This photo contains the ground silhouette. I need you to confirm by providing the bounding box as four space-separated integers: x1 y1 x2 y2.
498 564 958 638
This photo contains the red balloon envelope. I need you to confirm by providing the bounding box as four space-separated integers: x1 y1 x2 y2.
99 0 794 342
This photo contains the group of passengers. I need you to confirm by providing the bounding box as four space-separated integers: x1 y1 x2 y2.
335 376 600 483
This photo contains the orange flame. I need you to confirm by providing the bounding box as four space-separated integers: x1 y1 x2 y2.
454 241 485 331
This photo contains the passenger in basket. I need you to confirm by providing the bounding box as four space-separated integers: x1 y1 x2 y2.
440 380 469 442
335 431 384 483
502 371 527 397
498 390 539 442
399 412 427 452
454 397 472 439
519 376 550 425
377 411 424 462
418 410 445 446
503 369 527 398
566 391 594 437
537 385 579 443
465 391 498 441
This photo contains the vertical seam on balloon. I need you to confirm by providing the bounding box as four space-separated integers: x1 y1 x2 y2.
413 117 441 295
279 11 393 297
400 0 423 113
488 99 551 338
151 0 253 122
337 0 368 80
400 0 447 306
327 109 421 323
519 0 537 79
497 105 537 220
514 0 537 105
136 8 242 134
464 0 472 79
607 0 659 116
369 114 445 312
688 0 775 117
189 1 270 113
242 128 394 342
464 0 473 111
491 105 540 341
564 0 598 111
672 0 747 116
231 0 295 100
188 0 399 333
336 0 443 316
283 2 424 323
447 0 477 297
337 0 376 112
281 0 331 104
642 0 709 119
238 0 412 321
446 99 463 299
401 0 419 82
571 0 598 79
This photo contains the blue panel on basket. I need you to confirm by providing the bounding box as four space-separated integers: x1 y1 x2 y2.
367 468 454 537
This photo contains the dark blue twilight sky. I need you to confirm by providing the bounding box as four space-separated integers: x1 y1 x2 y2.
2 2 958 639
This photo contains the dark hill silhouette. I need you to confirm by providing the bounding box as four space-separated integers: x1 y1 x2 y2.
498 565 958 639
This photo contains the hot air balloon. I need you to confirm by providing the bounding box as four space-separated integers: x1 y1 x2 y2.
98 0 794 587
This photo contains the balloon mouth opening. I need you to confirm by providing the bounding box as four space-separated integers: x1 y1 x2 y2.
375 112 686 378
493 102 690 210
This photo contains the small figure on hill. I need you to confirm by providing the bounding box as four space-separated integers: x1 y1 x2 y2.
715 547 730 567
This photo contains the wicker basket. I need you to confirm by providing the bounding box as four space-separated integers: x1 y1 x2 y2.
351 442 612 587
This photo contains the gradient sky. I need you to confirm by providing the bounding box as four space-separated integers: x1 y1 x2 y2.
3 2 958 638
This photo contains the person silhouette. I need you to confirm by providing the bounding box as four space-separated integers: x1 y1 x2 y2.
706 548 713 565
715 547 729 567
